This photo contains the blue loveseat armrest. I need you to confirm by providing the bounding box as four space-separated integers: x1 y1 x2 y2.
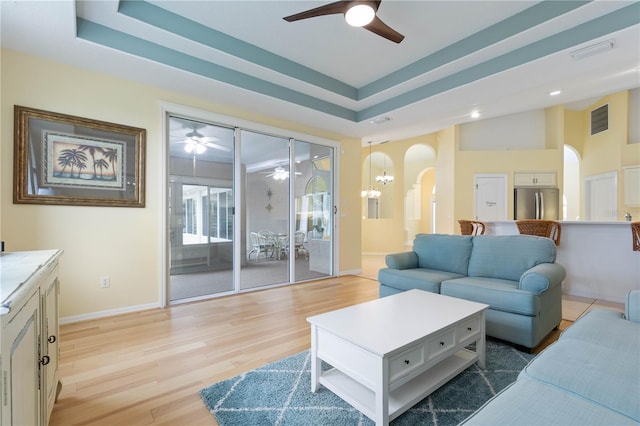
519 263 566 293
626 290 640 323
385 251 418 270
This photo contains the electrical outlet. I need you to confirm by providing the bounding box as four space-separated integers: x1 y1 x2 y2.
100 276 110 288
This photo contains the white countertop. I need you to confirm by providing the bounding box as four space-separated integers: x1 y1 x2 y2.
484 220 634 225
0 250 61 305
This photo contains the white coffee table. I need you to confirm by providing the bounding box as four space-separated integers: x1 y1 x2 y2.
307 289 489 426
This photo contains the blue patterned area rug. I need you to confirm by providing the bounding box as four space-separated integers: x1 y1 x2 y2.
200 340 534 425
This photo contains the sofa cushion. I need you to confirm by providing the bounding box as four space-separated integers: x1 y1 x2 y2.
520 339 640 421
468 235 556 281
378 268 464 293
440 277 538 316
413 234 472 275
627 290 640 323
560 308 640 355
460 377 639 425
384 251 418 270
519 263 566 293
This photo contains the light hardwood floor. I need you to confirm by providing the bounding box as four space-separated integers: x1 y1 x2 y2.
51 261 623 426
51 276 379 425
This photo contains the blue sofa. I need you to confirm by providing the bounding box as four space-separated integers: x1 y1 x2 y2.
378 234 566 349
462 290 640 425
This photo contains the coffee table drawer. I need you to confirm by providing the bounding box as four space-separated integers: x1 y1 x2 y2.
390 344 425 381
457 316 482 344
427 329 456 360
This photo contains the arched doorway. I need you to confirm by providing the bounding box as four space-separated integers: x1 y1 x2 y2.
404 145 436 245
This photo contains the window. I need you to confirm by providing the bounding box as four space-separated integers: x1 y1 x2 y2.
182 184 232 245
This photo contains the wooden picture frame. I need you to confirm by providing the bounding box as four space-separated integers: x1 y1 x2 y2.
14 105 146 207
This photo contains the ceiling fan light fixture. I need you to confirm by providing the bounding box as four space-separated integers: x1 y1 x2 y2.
184 140 206 154
272 166 289 181
345 4 375 27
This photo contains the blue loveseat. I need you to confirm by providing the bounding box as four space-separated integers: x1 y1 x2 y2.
378 234 565 349
462 290 640 425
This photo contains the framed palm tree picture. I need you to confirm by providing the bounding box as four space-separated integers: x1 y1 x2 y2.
14 105 146 207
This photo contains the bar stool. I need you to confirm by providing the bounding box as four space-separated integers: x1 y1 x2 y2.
515 220 561 246
631 222 640 251
458 220 486 236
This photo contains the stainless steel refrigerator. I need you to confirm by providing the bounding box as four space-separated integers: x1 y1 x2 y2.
514 187 560 219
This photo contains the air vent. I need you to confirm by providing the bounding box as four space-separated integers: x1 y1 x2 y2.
591 104 608 135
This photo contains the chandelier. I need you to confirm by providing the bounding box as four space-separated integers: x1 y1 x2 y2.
361 142 381 198
376 149 394 184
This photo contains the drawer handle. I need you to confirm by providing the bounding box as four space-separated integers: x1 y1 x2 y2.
41 356 50 366
440 341 444 346
48 335 57 344
404 360 410 365
467 327 472 331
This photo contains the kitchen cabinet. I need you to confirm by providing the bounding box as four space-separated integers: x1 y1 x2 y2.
514 172 557 187
1 250 62 426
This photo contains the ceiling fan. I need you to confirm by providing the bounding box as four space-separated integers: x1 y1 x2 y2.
283 0 404 44
261 166 302 181
170 127 231 155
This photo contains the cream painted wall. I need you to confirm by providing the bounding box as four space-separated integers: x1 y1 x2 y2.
454 147 563 224
435 127 456 234
419 168 436 235
1 49 362 319
454 105 564 225
579 91 639 221
361 134 437 254
361 89 637 255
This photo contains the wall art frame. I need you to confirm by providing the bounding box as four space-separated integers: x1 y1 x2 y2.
14 105 146 207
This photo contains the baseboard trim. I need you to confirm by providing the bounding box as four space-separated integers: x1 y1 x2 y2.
60 302 161 324
339 268 362 276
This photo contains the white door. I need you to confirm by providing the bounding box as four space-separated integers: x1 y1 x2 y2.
585 172 617 221
475 175 507 221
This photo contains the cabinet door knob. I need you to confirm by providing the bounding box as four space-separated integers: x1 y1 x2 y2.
467 327 472 331
440 341 445 346
404 360 410 365
48 335 57 344
41 356 50 366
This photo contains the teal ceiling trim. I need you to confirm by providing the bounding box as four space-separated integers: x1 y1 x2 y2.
357 2 640 121
77 2 638 124
117 1 358 100
76 18 357 121
358 1 590 100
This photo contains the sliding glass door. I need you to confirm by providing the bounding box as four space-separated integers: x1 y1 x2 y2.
168 117 235 301
239 130 290 290
167 112 334 303
293 140 333 282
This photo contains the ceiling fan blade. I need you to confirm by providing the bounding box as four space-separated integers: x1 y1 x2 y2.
364 15 404 43
201 141 232 152
283 1 350 22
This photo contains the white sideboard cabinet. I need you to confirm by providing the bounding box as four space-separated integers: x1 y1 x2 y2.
1 250 62 426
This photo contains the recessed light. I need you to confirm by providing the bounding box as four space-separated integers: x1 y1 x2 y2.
470 110 480 119
370 116 392 125
550 90 562 96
